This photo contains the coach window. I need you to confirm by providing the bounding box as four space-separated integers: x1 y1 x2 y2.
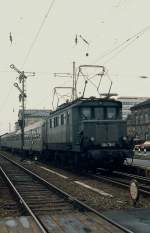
81 107 91 120
145 113 149 123
106 107 116 119
135 116 138 125
37 128 40 138
140 115 143 124
94 107 104 120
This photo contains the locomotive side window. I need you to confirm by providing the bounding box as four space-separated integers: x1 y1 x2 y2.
81 107 91 120
49 119 52 128
106 107 116 119
66 112 70 124
61 114 65 125
54 117 59 127
94 108 104 120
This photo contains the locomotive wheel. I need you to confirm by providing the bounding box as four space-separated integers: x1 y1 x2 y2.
54 151 60 167
73 152 82 172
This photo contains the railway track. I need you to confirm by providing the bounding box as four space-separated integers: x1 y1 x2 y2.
89 170 150 195
0 152 132 233
114 170 150 185
113 170 150 193
0 175 22 217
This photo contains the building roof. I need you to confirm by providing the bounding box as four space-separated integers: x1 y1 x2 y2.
131 98 150 110
118 96 148 100
18 109 51 117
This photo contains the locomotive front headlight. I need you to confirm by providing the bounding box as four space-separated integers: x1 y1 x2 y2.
90 137 95 142
108 142 115 147
123 136 127 141
101 143 107 147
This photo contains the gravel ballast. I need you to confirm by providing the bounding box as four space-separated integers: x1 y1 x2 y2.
2 151 150 212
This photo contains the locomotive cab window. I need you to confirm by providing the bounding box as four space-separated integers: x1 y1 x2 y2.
106 107 117 119
80 107 91 120
94 107 104 120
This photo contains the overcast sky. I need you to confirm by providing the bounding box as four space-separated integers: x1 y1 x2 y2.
0 0 150 134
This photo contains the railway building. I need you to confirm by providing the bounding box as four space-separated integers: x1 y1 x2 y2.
117 96 148 119
127 99 150 141
15 109 51 130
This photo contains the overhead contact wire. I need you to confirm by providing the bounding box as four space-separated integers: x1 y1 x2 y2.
22 0 56 68
93 25 150 65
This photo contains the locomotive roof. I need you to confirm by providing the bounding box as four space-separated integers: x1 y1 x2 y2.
50 97 122 114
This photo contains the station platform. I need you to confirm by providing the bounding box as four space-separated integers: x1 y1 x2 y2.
0 213 125 233
102 208 150 233
125 157 150 176
126 158 150 168
0 216 41 233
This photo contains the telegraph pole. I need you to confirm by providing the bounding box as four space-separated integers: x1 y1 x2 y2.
21 71 25 153
10 64 35 155
72 61 77 100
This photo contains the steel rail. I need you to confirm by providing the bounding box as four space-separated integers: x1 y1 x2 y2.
0 166 50 233
90 173 150 195
97 167 150 185
113 170 150 193
0 152 133 233
114 170 150 184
